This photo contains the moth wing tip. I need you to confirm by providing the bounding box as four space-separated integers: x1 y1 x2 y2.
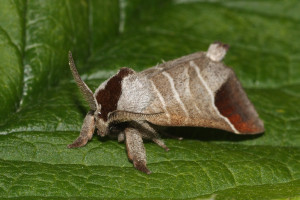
237 119 265 135
254 120 265 134
249 116 265 134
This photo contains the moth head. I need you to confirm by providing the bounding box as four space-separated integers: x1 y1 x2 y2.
94 109 109 137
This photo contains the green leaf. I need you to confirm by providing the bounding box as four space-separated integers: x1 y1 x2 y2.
0 0 299 199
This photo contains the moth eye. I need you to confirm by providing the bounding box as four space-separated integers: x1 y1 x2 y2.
98 112 101 117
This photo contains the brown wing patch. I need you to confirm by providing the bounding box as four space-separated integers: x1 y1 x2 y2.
96 68 135 121
215 74 264 134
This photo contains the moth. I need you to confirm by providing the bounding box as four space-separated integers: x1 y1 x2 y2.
68 42 264 174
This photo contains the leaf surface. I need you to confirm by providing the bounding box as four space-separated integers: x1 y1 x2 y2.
0 0 299 199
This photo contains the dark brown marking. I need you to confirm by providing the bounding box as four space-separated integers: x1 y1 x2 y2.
215 75 264 134
133 161 151 174
215 41 230 51
96 68 135 121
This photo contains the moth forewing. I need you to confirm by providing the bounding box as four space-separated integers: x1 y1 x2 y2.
68 42 264 174
136 45 264 134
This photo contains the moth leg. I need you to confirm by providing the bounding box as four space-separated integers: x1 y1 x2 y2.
118 132 125 143
108 110 164 123
141 122 169 151
133 121 170 151
160 129 183 141
68 111 95 148
152 138 169 151
125 127 151 174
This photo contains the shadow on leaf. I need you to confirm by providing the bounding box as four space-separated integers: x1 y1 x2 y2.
164 126 263 142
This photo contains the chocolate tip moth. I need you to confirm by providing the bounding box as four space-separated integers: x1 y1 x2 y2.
68 42 264 174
